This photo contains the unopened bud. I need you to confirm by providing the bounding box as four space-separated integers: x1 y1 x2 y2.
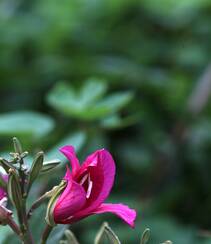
27 151 44 193
95 222 120 244
0 197 12 225
13 137 23 155
7 169 23 212
140 228 150 244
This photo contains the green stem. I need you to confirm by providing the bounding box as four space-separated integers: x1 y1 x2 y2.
41 225 53 244
21 199 34 244
17 160 34 244
7 216 23 241
27 193 48 219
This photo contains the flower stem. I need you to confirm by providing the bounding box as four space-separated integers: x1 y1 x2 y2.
27 193 49 219
41 224 53 244
7 216 23 241
21 199 34 244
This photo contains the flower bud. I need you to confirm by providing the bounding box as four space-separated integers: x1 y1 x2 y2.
7 169 23 212
27 151 44 193
140 228 150 244
13 137 23 155
0 197 12 225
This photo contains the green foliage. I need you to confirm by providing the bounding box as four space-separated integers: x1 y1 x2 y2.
0 111 54 139
1 0 211 242
47 80 133 121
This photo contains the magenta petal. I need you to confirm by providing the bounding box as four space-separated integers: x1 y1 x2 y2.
60 145 80 175
84 149 115 210
54 180 86 223
92 203 137 228
72 149 116 220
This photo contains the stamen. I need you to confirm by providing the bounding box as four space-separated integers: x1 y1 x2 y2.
86 175 93 199
79 173 93 199
79 174 88 185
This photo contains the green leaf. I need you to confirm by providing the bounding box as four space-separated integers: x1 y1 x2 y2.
27 152 44 193
47 81 133 120
95 222 121 244
40 159 60 174
0 226 13 244
98 92 133 113
0 111 55 139
47 225 67 244
100 114 139 129
79 78 107 105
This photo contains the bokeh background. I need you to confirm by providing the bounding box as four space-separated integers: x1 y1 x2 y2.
1 0 211 243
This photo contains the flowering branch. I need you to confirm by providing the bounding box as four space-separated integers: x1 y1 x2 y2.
0 138 137 244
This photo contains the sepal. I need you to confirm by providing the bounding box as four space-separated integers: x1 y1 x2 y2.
45 180 67 227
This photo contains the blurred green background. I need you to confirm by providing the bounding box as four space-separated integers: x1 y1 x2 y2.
1 0 211 243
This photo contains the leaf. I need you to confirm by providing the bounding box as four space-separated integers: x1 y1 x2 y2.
98 92 133 113
40 159 60 174
0 111 55 139
0 173 7 189
0 226 13 244
47 81 133 120
27 152 44 193
100 114 139 129
95 222 121 244
79 78 107 105
47 225 68 244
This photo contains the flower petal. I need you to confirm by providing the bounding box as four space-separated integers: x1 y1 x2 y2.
73 149 116 218
60 145 80 175
92 203 137 228
54 179 86 223
85 149 115 209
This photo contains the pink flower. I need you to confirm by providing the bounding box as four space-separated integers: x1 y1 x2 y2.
53 146 136 227
0 174 8 200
